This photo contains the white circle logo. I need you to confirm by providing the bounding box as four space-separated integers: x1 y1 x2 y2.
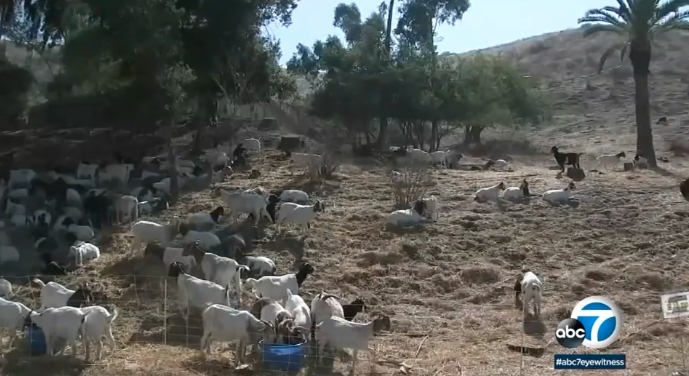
570 296 623 349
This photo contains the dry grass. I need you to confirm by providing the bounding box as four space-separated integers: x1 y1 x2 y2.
2 151 689 376
3 24 689 376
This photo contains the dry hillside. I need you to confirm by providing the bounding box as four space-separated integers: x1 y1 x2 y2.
446 27 689 155
1 26 689 376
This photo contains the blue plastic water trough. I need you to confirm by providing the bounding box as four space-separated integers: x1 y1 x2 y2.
259 338 307 372
24 324 47 355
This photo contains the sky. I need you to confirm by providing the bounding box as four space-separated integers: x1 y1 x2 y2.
267 0 613 65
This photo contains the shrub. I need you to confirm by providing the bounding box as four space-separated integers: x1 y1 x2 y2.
390 167 434 207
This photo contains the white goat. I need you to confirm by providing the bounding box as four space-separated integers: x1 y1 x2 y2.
421 196 438 221
239 255 277 277
311 292 345 325
69 241 100 266
516 272 542 318
473 182 506 202
76 161 99 181
386 200 427 227
0 297 31 347
503 179 530 201
0 278 13 297
407 149 432 164
430 151 450 167
80 305 118 360
220 190 272 225
596 151 626 171
315 315 391 374
244 263 314 306
284 290 312 339
542 182 576 204
187 206 224 231
130 219 180 251
278 189 309 203
199 304 274 363
183 241 249 295
0 246 19 264
26 306 87 356
32 279 90 309
115 195 139 224
182 230 221 249
168 262 232 320
275 201 325 233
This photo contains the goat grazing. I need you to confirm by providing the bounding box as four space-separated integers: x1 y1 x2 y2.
542 182 576 205
551 146 582 173
596 152 626 171
315 315 392 374
130 219 180 252
220 190 272 225
199 304 274 364
474 182 506 203
168 262 232 320
69 241 101 266
182 241 249 300
284 290 312 341
275 200 325 233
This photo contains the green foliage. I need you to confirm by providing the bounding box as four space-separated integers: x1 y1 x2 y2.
0 59 34 127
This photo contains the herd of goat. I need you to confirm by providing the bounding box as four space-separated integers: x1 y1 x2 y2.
0 137 667 370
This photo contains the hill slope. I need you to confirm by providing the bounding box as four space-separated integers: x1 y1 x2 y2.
444 27 689 154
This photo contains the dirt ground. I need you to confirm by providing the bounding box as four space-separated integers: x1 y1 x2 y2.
1 148 688 376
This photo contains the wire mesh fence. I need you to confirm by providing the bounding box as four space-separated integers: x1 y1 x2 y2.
2 274 688 375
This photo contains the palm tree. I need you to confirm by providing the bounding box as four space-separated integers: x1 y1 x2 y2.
578 0 689 168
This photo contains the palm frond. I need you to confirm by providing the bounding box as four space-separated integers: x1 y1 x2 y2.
653 10 689 34
581 23 629 38
614 0 635 23
598 41 629 73
655 0 689 22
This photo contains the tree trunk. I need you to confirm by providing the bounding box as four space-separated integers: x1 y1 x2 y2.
165 127 179 205
463 125 484 145
430 120 438 152
375 0 395 151
630 46 657 167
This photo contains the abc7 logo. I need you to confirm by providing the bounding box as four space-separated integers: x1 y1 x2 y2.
556 318 587 348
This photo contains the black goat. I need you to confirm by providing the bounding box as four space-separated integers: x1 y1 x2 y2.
551 146 583 172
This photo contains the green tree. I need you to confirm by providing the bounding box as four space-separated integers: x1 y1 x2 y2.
578 0 689 168
395 0 470 150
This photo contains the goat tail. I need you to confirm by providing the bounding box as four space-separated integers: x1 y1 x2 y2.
31 278 45 287
245 278 258 287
